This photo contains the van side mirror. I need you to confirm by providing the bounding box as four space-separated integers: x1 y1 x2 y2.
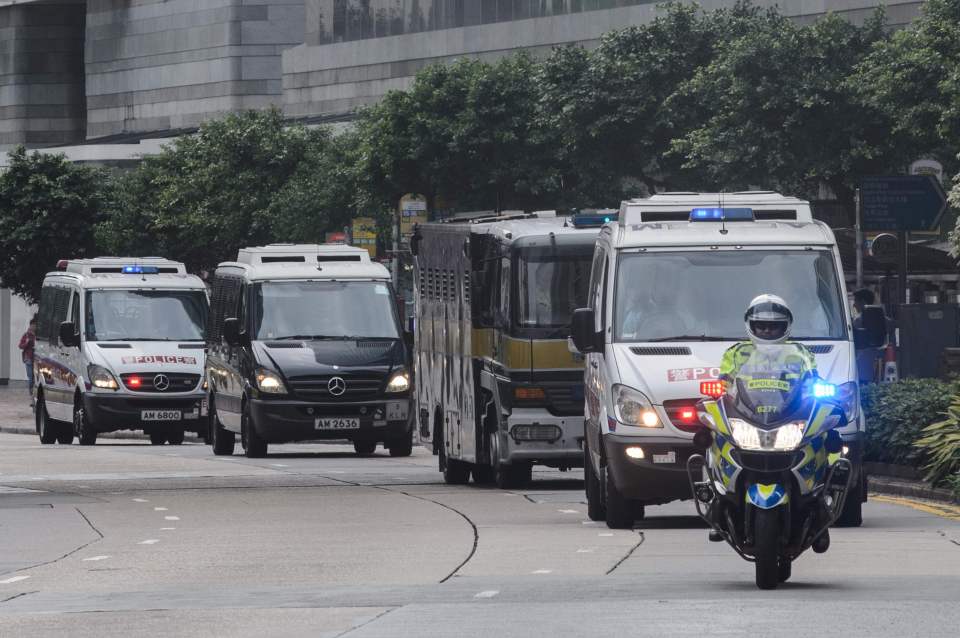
854 306 886 349
59 321 79 348
571 308 602 353
223 318 241 346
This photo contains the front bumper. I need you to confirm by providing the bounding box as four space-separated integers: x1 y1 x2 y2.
249 397 412 444
603 434 697 504
500 408 583 467
83 392 207 433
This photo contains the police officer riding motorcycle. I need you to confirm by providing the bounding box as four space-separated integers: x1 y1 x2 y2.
688 295 856 589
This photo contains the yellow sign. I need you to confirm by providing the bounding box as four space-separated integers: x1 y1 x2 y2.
399 194 428 237
352 216 378 258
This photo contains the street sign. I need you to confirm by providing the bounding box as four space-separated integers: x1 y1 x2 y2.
861 175 947 232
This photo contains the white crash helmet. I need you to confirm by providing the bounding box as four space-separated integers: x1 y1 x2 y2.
744 294 793 344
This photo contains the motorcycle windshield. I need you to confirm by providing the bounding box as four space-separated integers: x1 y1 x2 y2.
725 344 813 427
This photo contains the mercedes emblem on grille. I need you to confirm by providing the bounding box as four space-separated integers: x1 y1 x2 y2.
328 376 347 396
153 374 170 391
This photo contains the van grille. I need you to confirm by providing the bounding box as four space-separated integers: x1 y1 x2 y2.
630 347 692 356
287 373 386 401
120 373 201 393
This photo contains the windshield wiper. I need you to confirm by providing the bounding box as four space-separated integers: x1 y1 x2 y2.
273 335 341 341
645 335 736 342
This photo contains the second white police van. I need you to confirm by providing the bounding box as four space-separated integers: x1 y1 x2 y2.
571 192 883 529
34 258 209 446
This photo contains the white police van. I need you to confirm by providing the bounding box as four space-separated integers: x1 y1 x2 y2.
33 258 209 445
571 192 881 529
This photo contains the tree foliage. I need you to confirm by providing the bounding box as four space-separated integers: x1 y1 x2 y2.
0 147 106 303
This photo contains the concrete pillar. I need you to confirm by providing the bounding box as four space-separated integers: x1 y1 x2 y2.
0 3 87 153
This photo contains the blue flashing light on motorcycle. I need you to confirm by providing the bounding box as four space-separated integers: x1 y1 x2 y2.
813 382 836 398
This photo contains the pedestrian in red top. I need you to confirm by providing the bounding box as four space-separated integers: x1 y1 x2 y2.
18 315 37 403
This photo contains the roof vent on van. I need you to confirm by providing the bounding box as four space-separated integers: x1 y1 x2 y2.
317 255 363 263
261 256 306 263
236 244 371 266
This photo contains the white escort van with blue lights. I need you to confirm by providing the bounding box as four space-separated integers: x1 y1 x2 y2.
571 192 885 529
33 258 209 446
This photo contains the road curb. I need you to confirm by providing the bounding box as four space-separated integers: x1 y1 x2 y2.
0 425 201 441
868 474 959 505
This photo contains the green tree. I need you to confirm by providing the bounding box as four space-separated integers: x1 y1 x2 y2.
98 109 321 273
672 9 892 209
0 146 107 303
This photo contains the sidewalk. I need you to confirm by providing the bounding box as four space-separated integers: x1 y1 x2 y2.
0 385 199 440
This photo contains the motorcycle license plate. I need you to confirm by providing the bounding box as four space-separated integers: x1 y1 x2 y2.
652 451 676 464
315 417 360 431
142 410 181 421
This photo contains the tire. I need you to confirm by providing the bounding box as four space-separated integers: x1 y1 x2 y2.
36 395 58 444
166 428 185 446
209 397 236 456
57 423 74 445
388 435 413 457
149 431 166 445
604 466 634 529
354 439 377 456
74 401 97 446
754 507 781 590
584 437 606 522
490 431 530 489
778 558 792 583
439 439 471 485
472 464 496 484
241 403 267 458
834 474 864 528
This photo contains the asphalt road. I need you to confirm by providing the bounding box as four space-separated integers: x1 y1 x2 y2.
0 432 958 638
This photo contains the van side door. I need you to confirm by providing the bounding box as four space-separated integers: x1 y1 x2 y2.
42 286 74 421
208 275 242 430
584 246 609 465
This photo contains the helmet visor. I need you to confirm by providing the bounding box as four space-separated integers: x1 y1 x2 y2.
749 320 788 342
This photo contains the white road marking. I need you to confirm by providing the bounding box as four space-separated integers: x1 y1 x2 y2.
474 590 500 599
77 485 90 489
532 569 553 575
558 509 579 514
271 464 289 468
598 533 614 537
582 521 599 525
0 575 30 584
132 498 148 503
153 507 168 511
82 556 111 562
164 516 180 521
160 527 176 531
138 539 159 545
576 548 595 553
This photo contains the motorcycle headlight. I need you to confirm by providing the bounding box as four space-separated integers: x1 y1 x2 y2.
730 419 805 451
255 368 287 394
87 364 119 390
613 384 661 427
386 368 411 393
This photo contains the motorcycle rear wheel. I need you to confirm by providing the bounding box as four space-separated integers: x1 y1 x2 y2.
754 508 780 590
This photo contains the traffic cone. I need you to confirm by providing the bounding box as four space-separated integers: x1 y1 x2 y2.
882 344 899 383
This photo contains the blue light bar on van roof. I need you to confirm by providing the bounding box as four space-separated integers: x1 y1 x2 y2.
690 207 754 222
572 212 619 228
122 266 160 274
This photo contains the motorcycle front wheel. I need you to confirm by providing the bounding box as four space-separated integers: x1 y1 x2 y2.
754 508 780 590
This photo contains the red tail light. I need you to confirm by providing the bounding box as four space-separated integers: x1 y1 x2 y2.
700 380 725 399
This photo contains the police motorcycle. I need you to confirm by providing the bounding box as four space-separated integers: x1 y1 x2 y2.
686 347 857 589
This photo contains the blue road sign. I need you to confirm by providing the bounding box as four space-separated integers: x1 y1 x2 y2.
861 175 948 232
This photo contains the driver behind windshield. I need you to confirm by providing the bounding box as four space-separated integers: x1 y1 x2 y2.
719 294 817 419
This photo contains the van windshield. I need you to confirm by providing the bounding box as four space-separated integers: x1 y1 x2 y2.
252 281 400 340
615 250 847 342
86 290 207 341
517 245 593 329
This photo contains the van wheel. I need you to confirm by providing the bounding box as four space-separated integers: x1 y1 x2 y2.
166 428 185 446
604 467 634 529
57 423 74 445
209 397 235 456
241 404 267 458
489 431 530 489
834 475 864 528
354 439 377 456
74 402 97 446
149 431 166 445
36 395 57 445
388 435 413 457
584 437 606 521
439 438 470 485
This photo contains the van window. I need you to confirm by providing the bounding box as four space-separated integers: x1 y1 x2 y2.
614 250 847 342
85 290 207 342
251 281 399 340
38 286 55 344
516 244 593 329
49 288 70 345
70 291 80 331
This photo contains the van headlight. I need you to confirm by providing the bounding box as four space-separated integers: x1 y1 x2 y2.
730 419 805 451
87 364 119 390
612 384 661 427
255 368 287 394
386 368 411 393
